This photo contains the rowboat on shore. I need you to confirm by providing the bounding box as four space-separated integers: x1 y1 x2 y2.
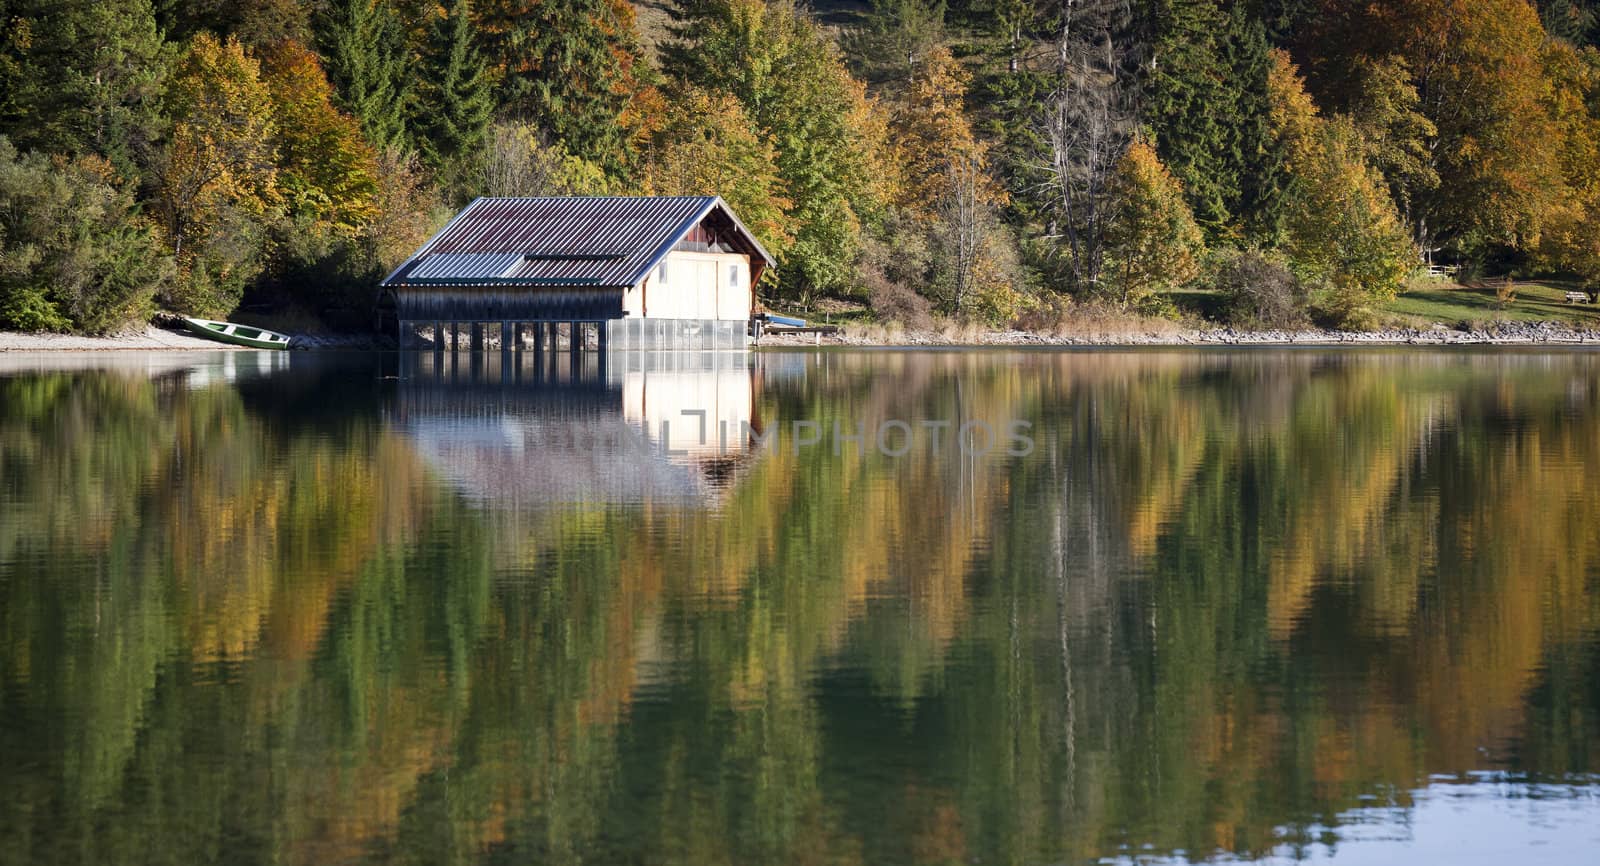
181 317 293 350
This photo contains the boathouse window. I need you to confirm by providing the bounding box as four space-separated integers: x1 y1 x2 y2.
729 264 740 287
658 261 668 283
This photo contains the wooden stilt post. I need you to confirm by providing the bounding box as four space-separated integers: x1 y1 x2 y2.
433 321 444 350
449 323 460 381
470 322 483 352
513 322 523 351
533 319 545 356
547 323 559 376
500 325 512 381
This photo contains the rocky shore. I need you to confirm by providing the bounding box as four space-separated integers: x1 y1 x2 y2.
756 320 1600 347
6 319 1599 351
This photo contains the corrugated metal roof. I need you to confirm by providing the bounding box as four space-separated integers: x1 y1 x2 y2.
382 196 775 288
407 252 526 281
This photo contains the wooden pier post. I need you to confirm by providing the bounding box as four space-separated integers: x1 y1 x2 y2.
533 319 545 356
470 322 483 352
433 322 443 350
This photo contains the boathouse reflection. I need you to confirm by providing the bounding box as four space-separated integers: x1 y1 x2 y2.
387 349 764 504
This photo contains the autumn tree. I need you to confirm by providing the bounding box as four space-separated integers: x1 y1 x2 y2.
155 33 280 315
1102 140 1206 309
1269 50 1414 324
641 87 794 261
665 0 900 301
1535 40 1600 296
890 46 1015 317
262 41 379 235
1306 0 1566 257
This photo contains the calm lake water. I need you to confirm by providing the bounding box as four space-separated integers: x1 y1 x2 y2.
2 347 1599 865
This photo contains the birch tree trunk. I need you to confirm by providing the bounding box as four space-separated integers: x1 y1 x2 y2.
1035 0 1143 297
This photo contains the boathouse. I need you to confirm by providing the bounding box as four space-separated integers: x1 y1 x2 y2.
380 196 775 350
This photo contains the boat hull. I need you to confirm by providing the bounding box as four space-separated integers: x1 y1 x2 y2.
181 318 292 350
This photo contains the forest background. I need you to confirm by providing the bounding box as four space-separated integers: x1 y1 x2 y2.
3 0 1600 335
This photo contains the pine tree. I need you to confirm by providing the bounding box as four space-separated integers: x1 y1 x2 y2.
477 0 638 170
317 0 411 152
1538 0 1599 47
412 0 493 180
0 0 168 179
1144 0 1280 242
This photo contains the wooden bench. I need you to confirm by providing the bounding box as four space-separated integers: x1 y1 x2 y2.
1565 291 1589 304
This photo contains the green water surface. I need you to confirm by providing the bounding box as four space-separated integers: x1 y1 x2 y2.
1 348 1597 864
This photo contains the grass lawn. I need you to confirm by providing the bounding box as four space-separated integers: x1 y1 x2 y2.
1167 280 1600 329
1383 280 1600 328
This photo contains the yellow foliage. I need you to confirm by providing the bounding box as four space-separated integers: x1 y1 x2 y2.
1103 140 1206 307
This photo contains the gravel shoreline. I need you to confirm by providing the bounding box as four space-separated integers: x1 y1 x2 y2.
6 320 1599 351
0 325 251 351
756 320 1600 347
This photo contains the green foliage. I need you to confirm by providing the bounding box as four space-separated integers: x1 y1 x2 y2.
844 0 947 85
665 0 897 301
0 0 168 179
1144 0 1280 241
1269 52 1415 326
478 0 641 170
0 137 172 333
412 0 493 189
1539 0 1600 46
316 0 411 152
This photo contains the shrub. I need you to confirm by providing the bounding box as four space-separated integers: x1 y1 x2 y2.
1212 249 1308 328
862 262 935 330
0 138 172 333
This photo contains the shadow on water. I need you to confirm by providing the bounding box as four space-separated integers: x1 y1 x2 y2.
1 348 1599 864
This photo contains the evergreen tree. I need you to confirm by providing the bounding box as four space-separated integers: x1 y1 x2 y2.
1539 0 1599 47
1144 0 1280 242
477 0 639 170
0 0 168 179
317 0 411 152
412 0 493 181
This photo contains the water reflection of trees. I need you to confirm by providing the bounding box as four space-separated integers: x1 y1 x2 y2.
0 350 1597 864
